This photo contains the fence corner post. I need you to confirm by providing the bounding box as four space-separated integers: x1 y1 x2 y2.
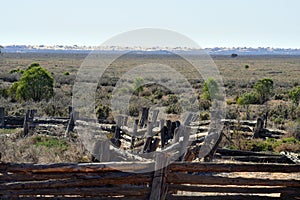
150 152 170 200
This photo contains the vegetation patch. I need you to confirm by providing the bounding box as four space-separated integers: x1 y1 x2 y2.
33 136 68 151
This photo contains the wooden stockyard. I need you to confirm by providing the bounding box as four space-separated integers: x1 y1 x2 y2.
1 107 300 199
0 161 300 199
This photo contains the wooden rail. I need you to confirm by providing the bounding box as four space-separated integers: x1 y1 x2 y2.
1 161 299 199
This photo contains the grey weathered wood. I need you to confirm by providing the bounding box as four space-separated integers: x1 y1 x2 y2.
253 117 264 138
167 172 300 187
131 119 139 149
23 110 30 137
143 122 153 153
168 184 296 194
149 138 160 152
23 109 35 136
0 107 4 127
150 152 169 200
114 115 122 139
180 127 190 160
65 107 77 137
2 162 299 174
0 186 150 197
93 140 110 162
160 119 165 149
151 109 159 125
139 107 149 128
123 115 128 127
0 173 153 190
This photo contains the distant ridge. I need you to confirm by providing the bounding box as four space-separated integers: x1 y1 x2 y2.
1 45 300 55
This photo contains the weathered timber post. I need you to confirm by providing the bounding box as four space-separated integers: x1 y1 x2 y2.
131 119 139 149
150 152 170 200
123 115 128 127
114 115 122 140
23 110 30 137
143 122 153 153
160 119 165 149
111 115 122 148
151 109 159 127
65 106 77 137
139 107 149 128
204 131 223 162
23 109 35 137
93 140 110 162
0 107 4 128
265 111 269 128
253 117 264 138
166 120 172 140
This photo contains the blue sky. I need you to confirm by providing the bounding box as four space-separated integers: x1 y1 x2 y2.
1 0 300 48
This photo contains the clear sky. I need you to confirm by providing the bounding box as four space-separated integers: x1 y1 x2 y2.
1 0 300 48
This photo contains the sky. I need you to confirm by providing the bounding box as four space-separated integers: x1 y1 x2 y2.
1 0 300 48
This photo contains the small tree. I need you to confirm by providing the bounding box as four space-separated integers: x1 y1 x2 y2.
133 77 144 97
254 78 274 104
289 86 300 106
12 63 54 101
237 92 260 119
237 92 259 105
202 78 219 101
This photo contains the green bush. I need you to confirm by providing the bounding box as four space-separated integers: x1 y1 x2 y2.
202 78 219 101
237 92 260 105
10 63 54 102
244 137 300 153
254 78 274 104
289 86 300 105
165 104 181 114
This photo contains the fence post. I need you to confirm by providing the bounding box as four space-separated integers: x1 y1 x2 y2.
23 110 29 137
65 106 77 137
150 152 170 200
131 119 138 149
23 109 35 136
160 119 165 149
93 140 110 162
139 107 149 128
143 122 153 153
0 107 4 128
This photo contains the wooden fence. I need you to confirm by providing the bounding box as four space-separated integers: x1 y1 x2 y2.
1 161 299 199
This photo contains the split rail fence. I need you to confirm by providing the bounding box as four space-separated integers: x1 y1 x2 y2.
1 160 299 199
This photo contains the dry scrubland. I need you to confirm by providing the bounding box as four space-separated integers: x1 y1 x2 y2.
0 53 299 163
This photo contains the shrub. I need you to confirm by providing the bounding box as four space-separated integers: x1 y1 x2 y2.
165 104 181 114
63 71 70 76
0 88 8 98
202 78 219 101
9 68 24 74
133 77 144 97
245 65 249 69
199 99 211 110
254 78 274 104
11 63 54 102
129 105 139 117
237 92 260 105
289 86 300 105
96 105 111 121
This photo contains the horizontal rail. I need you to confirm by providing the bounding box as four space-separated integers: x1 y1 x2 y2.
1 162 299 173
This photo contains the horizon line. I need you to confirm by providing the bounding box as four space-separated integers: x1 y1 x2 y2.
1 44 300 50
